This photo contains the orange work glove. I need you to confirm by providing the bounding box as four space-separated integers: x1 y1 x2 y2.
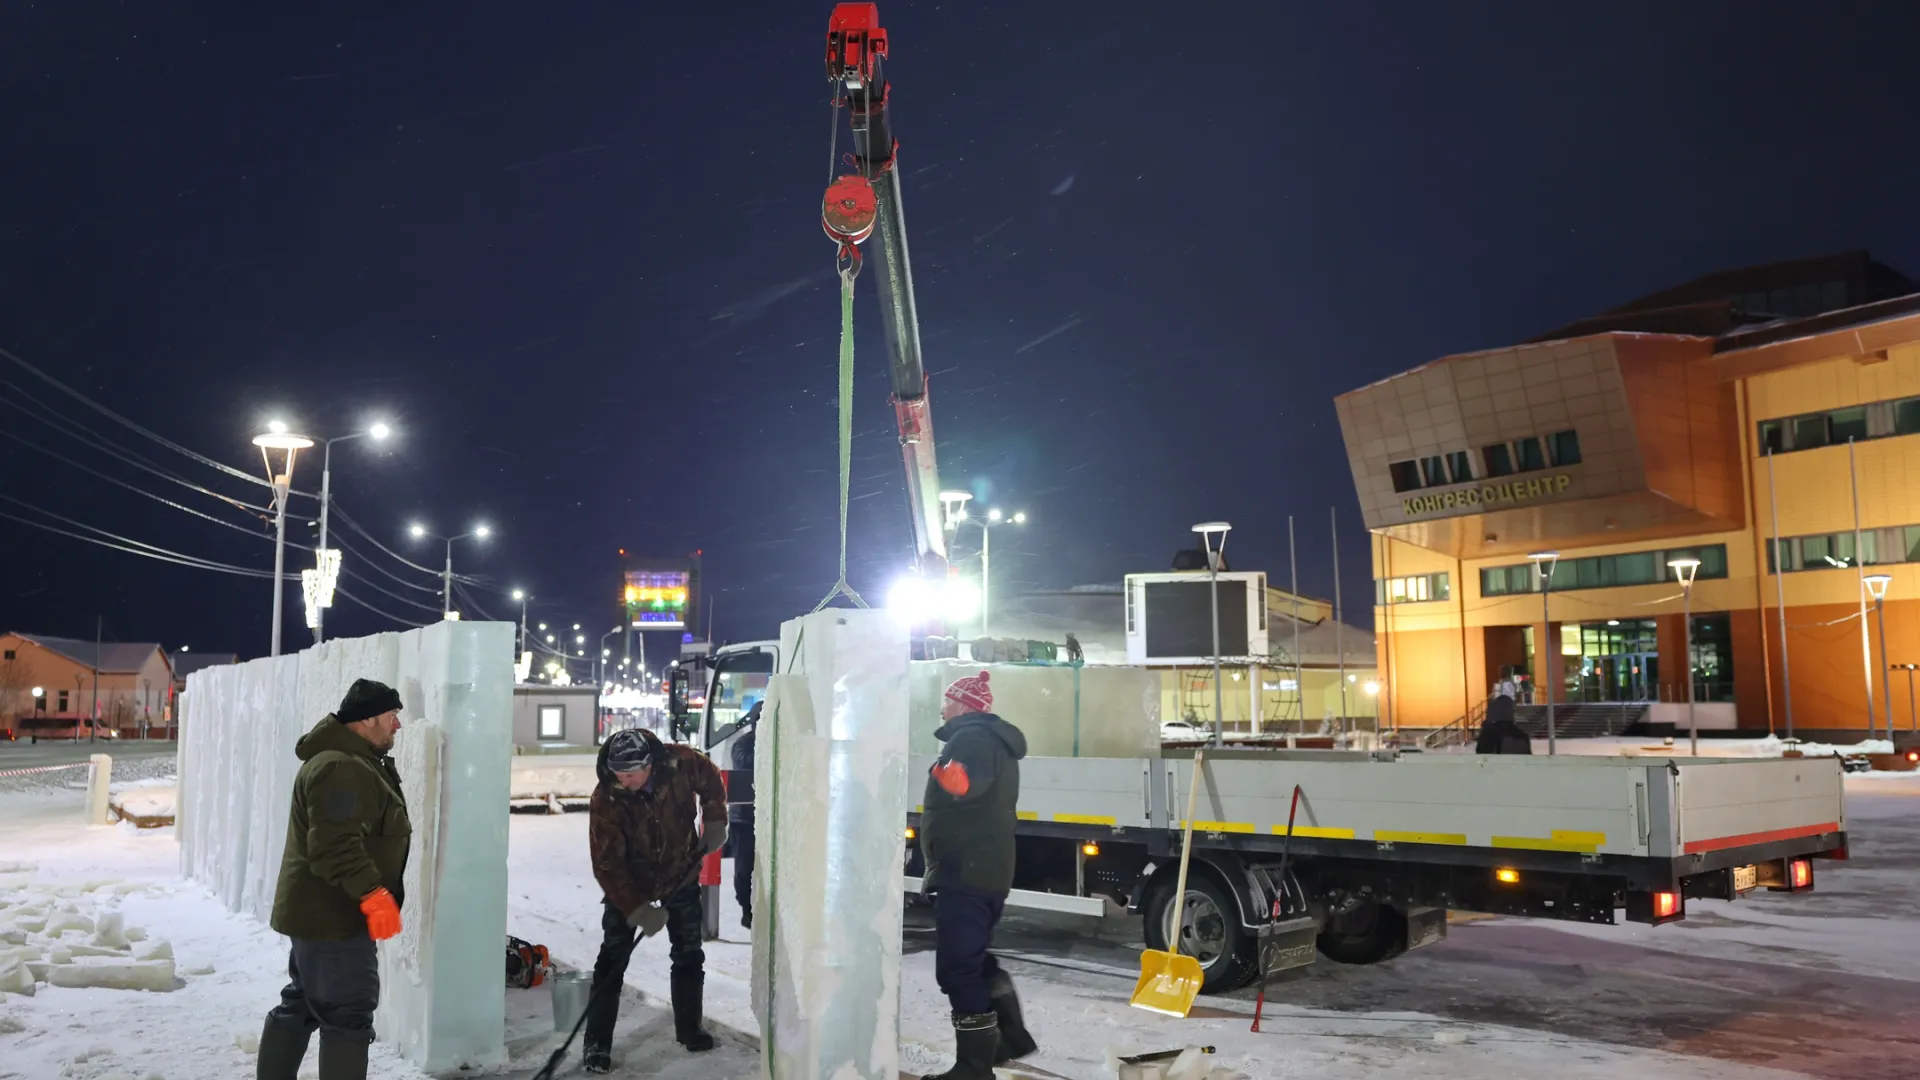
359 887 402 941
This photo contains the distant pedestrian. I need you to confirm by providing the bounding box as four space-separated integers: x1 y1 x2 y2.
1476 690 1532 755
919 671 1037 1080
582 727 729 1073
256 678 409 1080
728 700 762 928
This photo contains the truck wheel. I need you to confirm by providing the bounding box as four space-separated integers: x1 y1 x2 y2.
1315 899 1407 966
1143 873 1257 993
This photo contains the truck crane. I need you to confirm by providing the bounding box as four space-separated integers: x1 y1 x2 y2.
822 4 966 640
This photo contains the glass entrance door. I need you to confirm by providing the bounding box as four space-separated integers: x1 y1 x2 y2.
1571 621 1660 703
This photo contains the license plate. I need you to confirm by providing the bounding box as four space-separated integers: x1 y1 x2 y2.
1733 864 1758 893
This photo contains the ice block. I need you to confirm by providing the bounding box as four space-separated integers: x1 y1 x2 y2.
751 609 910 1080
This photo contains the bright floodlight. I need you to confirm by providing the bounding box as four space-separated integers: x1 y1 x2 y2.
474 524 492 539
886 574 981 625
511 589 525 601
1012 511 1028 525
1865 573 1893 600
408 523 427 538
368 421 392 440
253 424 315 451
31 686 43 698
268 419 288 434
988 508 1004 523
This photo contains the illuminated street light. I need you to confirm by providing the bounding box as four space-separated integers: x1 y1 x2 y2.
408 523 492 618
1192 521 1233 747
254 422 315 658
1668 557 1702 756
1867 572 1895 743
308 421 398 645
1528 551 1562 755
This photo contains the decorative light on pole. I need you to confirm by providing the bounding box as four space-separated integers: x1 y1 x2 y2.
1668 557 1702 756
1527 551 1561 755
408 522 492 618
254 422 315 658
1865 573 1894 744
1193 521 1233 747
309 421 393 644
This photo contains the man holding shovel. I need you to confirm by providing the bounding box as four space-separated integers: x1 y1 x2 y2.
919 671 1038 1080
582 727 728 1073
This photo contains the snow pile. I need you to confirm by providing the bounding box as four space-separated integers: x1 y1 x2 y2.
508 754 598 810
0 864 177 996
1470 735 1903 759
111 783 177 826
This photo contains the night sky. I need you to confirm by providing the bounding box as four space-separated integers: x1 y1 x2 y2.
4 2 1918 664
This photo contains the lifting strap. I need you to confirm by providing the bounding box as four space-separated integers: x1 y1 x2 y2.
813 264 869 612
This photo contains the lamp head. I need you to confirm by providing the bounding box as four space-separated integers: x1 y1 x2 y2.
1865 573 1893 600
474 524 492 540
408 523 427 539
368 421 392 441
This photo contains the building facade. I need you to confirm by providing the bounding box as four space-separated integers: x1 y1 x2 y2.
1336 252 1920 736
0 632 176 737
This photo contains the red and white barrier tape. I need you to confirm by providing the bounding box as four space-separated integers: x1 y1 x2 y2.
0 762 94 779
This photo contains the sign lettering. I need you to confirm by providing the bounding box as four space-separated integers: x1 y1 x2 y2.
1402 473 1572 518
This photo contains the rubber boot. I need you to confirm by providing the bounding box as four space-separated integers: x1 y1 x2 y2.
986 969 1037 1062
254 1020 310 1080
582 1044 612 1074
670 973 715 1051
315 1034 369 1080
925 1012 999 1080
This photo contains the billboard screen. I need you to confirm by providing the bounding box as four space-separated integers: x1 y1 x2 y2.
624 569 691 630
1143 579 1250 659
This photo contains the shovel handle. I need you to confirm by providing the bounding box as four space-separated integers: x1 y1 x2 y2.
1166 750 1205 960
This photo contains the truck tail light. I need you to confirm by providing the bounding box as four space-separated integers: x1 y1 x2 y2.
1789 858 1813 890
1653 891 1681 919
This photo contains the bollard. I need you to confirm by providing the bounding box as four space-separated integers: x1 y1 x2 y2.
86 753 113 825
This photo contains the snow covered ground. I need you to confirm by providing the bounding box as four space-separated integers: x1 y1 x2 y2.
5 766 1920 1078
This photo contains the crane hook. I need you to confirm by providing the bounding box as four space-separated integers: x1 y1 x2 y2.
822 173 876 277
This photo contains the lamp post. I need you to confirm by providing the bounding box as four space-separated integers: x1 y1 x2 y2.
1865 573 1894 744
254 421 315 658
1668 557 1702 756
597 626 621 687
511 590 530 655
943 492 1027 638
1892 663 1919 732
408 522 492 617
311 422 392 644
1528 551 1561 756
1193 521 1233 747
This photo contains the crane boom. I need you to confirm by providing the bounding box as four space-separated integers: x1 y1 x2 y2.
824 3 949 571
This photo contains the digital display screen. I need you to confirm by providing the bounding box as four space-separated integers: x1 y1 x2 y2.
624 570 690 629
1143 580 1249 659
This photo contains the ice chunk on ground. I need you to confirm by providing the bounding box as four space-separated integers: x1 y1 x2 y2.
124 926 148 943
0 1012 26 1033
45 911 94 935
47 957 176 992
134 939 173 962
234 1029 260 1054
92 911 129 949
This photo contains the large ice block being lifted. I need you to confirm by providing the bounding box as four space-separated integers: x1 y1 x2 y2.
751 609 911 1080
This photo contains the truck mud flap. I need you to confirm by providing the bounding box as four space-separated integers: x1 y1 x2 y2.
1258 915 1319 976
1405 906 1447 952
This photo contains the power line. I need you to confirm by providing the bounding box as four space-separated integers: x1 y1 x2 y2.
0 492 274 575
0 507 277 578
330 503 446 576
329 532 445 594
0 348 276 491
332 585 431 629
0 427 275 542
0 390 274 516
340 562 446 613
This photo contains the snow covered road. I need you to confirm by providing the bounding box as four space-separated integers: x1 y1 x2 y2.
4 774 1918 1078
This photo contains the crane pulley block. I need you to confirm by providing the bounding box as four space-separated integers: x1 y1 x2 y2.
822 173 878 254
827 2 888 85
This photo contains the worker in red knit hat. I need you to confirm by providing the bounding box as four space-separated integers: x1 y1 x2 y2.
917 670 1036 1079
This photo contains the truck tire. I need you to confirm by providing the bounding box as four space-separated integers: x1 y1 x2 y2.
1142 872 1258 994
1314 899 1408 966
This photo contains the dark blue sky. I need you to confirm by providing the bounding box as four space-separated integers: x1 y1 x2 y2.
3 2 1918 661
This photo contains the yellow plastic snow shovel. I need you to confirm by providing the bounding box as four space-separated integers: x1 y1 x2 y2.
1130 749 1206 1017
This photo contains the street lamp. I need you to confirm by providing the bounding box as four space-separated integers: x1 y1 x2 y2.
1866 573 1894 744
1892 663 1919 732
1668 557 1702 756
597 626 622 687
1193 521 1233 747
306 421 393 644
408 523 492 618
1527 551 1561 755
254 422 315 658
511 590 531 655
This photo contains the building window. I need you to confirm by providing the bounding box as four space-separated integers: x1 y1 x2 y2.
1829 406 1868 443
1513 436 1547 472
2 649 12 661
1445 450 1474 484
1481 544 1729 597
1758 392 1920 455
1388 460 1423 493
537 704 565 740
1768 525 1920 573
58 690 70 712
1690 615 1735 703
1547 429 1582 467
1420 455 1448 487
1482 443 1515 477
1375 572 1451 605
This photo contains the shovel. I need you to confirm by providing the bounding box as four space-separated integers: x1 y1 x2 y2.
1130 750 1206 1016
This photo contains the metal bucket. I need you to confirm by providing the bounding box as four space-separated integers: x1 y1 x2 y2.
550 971 591 1032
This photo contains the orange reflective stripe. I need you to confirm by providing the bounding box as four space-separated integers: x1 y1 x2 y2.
932 760 970 797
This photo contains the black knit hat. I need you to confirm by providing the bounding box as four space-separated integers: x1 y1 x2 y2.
338 679 403 725
604 728 653 773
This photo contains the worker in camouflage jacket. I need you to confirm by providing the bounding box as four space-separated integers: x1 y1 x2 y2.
257 679 410 1080
582 726 728 1073
919 671 1037 1080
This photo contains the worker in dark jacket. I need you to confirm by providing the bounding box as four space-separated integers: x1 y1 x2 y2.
727 700 761 928
257 679 410 1080
582 727 729 1073
919 671 1037 1080
1476 691 1533 755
